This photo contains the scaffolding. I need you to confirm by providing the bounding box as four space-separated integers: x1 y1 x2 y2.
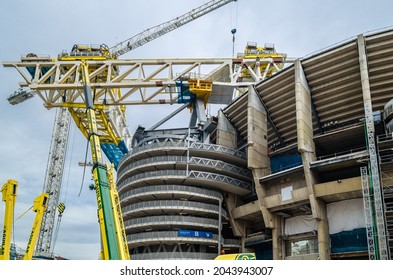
364 102 389 260
360 166 377 260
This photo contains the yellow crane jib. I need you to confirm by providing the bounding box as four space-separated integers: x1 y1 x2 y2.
80 62 130 260
0 179 18 260
23 192 49 260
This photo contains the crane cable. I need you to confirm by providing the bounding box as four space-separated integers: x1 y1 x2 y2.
78 85 97 197
230 0 238 57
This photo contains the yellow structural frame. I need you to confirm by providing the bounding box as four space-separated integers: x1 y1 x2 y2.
188 78 213 108
80 62 129 260
23 192 49 260
0 179 18 260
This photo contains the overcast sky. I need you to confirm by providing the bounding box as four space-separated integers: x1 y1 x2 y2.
0 0 392 260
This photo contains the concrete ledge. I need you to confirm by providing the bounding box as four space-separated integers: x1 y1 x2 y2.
314 177 362 199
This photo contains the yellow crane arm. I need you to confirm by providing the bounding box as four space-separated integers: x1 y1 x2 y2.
0 180 18 260
80 62 130 260
23 193 49 260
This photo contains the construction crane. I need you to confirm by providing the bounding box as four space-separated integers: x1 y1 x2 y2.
2 0 290 260
0 180 18 260
3 0 240 259
0 181 49 260
23 192 49 260
78 62 129 259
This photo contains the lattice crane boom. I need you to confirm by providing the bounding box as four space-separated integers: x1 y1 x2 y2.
110 0 236 57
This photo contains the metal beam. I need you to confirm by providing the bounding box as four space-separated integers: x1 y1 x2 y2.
148 103 190 130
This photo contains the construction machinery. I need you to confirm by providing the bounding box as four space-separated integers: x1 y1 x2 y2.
238 42 286 80
214 253 256 260
4 0 238 259
23 193 49 260
2 0 289 259
78 62 129 260
0 180 18 260
0 180 50 260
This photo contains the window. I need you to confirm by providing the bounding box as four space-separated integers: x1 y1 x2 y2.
285 237 318 256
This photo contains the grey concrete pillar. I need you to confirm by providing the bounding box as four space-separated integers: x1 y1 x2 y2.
216 109 237 149
357 34 389 259
246 86 277 257
295 59 330 260
272 215 282 260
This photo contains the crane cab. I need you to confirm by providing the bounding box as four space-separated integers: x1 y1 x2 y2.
58 44 112 61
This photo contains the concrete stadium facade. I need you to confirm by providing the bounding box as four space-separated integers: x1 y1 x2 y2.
118 27 393 260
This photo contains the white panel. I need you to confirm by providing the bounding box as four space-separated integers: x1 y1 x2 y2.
281 186 293 201
284 215 317 235
327 198 365 234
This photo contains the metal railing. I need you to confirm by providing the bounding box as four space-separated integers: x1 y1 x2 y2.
122 200 228 218
124 215 219 230
127 231 219 244
119 184 223 203
188 170 252 190
316 147 367 161
117 155 251 181
124 138 246 161
118 170 251 193
131 252 218 260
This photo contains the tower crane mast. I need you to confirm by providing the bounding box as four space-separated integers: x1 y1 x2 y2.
35 107 70 257
4 0 237 259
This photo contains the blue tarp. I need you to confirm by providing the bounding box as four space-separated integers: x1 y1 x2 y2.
330 228 367 253
101 140 128 170
270 154 302 173
176 81 195 104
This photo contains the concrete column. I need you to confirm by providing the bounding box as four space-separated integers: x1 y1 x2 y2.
272 215 282 260
216 111 247 249
246 86 279 258
247 86 269 171
216 109 237 149
225 193 246 237
295 59 330 259
357 35 373 107
357 34 389 259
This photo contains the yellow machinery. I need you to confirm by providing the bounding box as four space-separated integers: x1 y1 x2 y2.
1 1 289 260
214 253 256 260
58 44 112 61
188 78 213 109
239 42 286 79
23 193 49 260
80 62 130 260
0 180 18 260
